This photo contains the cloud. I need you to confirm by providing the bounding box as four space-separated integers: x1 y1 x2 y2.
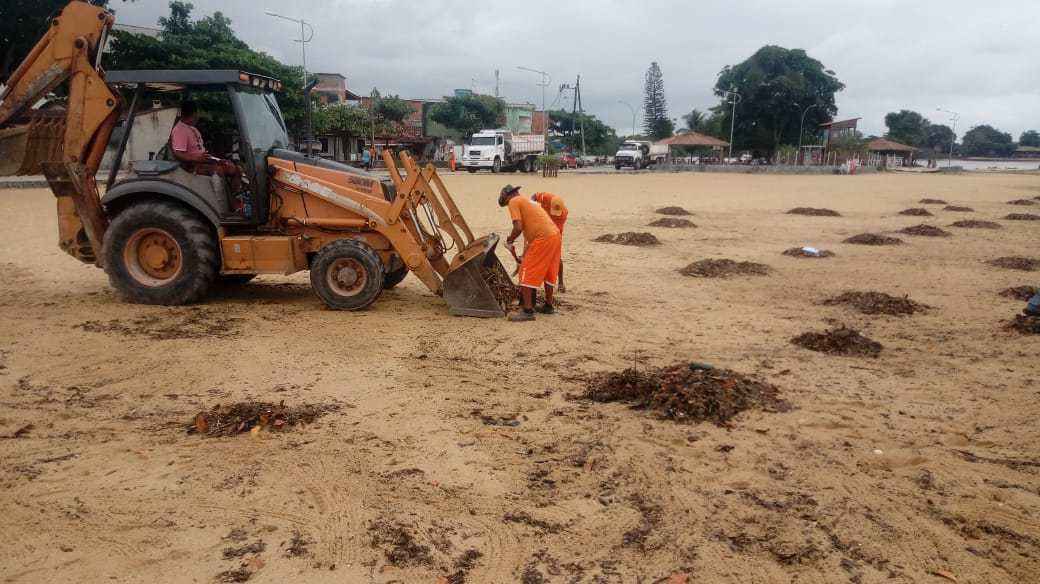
110 0 1039 139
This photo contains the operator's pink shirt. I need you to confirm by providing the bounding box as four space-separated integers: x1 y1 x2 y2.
171 120 205 155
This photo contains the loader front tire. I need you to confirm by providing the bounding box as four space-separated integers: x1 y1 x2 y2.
103 200 218 305
310 239 384 310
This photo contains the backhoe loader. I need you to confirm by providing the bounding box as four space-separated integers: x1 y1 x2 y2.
0 1 516 317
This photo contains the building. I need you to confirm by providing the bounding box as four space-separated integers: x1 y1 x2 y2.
656 132 730 162
866 137 916 167
312 73 360 106
819 118 861 148
1013 145 1040 159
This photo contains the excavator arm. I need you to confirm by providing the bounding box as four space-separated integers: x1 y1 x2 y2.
0 1 120 265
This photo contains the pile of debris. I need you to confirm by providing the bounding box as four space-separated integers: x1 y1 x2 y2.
656 206 692 216
899 224 952 237
1008 199 1038 206
988 257 1040 271
943 205 974 212
950 220 1002 229
583 362 789 426
648 217 696 228
594 232 662 246
823 291 929 316
1008 316 1040 335
1003 213 1040 221
843 233 903 246
782 247 835 258
679 259 771 278
919 198 948 205
791 326 883 358
190 401 339 437
898 208 933 217
999 286 1038 301
787 207 841 217
482 266 518 309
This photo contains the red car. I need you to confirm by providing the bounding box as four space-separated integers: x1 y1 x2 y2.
559 153 583 169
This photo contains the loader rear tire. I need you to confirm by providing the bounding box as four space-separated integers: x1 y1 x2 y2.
103 200 218 305
310 239 385 310
383 265 409 289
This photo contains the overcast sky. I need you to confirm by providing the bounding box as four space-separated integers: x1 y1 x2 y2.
111 0 1039 140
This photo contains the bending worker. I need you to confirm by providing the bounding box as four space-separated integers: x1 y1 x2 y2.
499 184 561 321
531 191 568 292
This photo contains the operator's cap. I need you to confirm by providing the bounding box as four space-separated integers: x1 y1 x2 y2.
498 184 521 207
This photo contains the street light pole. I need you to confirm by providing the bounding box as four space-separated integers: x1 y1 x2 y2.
517 66 551 153
722 88 741 161
616 99 635 138
936 107 960 168
266 11 315 155
798 103 819 165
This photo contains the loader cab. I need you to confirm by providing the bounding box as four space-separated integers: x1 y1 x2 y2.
103 70 289 227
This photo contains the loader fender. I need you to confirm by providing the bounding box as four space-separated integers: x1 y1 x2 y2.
102 179 221 227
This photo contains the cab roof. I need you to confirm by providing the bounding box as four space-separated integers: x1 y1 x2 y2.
105 70 282 92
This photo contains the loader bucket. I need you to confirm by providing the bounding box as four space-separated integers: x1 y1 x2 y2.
0 114 65 176
443 233 519 318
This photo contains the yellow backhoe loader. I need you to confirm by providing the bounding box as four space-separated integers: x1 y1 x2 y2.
0 1 516 317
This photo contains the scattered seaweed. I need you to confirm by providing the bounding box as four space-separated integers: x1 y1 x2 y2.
843 233 903 246
1008 199 1038 206
791 327 882 358
656 206 692 216
594 232 662 246
998 286 1038 301
1003 213 1040 221
919 198 948 205
899 224 952 237
782 247 835 258
787 207 841 217
648 217 696 228
678 259 771 278
823 291 929 316
943 205 974 212
583 362 789 426
950 220 1002 229
898 208 933 217
482 266 518 310
988 257 1040 271
368 519 433 567
1008 316 1040 335
190 401 339 437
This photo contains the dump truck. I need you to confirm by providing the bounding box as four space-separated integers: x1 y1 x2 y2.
614 140 667 170
0 1 515 317
460 129 543 173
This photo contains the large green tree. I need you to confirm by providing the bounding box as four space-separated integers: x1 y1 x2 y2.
105 2 308 137
682 109 707 133
1020 130 1040 147
1 0 133 81
926 124 956 153
713 46 844 153
884 110 930 147
548 110 619 155
429 94 505 140
642 62 672 140
961 125 1014 157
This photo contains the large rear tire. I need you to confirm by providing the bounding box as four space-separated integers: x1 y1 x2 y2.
102 200 219 305
310 239 385 310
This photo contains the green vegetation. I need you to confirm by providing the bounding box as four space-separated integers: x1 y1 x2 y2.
643 62 673 140
960 125 1014 157
429 94 505 139
548 110 619 155
1020 130 1040 147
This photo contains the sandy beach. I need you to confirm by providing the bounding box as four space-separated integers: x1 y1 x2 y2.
1 170 1039 583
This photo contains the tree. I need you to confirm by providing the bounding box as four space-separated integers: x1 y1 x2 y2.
374 95 413 125
827 131 869 161
926 124 955 153
106 2 308 137
312 103 372 136
429 94 505 140
961 125 1014 157
1 0 133 81
682 109 707 132
1020 130 1040 147
714 46 844 153
642 62 672 140
884 110 930 147
548 110 619 155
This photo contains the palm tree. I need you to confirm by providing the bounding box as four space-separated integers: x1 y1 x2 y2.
683 109 706 132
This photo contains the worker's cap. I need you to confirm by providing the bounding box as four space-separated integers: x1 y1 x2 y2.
498 184 521 207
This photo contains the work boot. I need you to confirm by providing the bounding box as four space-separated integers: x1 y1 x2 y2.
536 303 555 315
1024 306 1040 317
508 310 535 322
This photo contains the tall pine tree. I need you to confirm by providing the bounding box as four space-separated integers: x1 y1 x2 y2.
642 62 673 140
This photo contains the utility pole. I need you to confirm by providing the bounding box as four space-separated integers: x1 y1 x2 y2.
517 66 551 153
936 107 959 167
494 69 500 98
617 100 636 138
265 11 314 155
575 75 586 158
722 87 741 161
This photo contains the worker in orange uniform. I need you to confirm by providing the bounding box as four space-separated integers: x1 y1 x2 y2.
531 191 568 292
448 147 457 172
499 184 561 321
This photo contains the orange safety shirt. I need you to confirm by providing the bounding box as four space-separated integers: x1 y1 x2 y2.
508 196 559 242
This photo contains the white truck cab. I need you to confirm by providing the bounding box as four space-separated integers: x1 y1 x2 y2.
461 130 544 173
614 140 667 170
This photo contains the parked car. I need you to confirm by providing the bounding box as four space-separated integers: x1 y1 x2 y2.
559 152 583 169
